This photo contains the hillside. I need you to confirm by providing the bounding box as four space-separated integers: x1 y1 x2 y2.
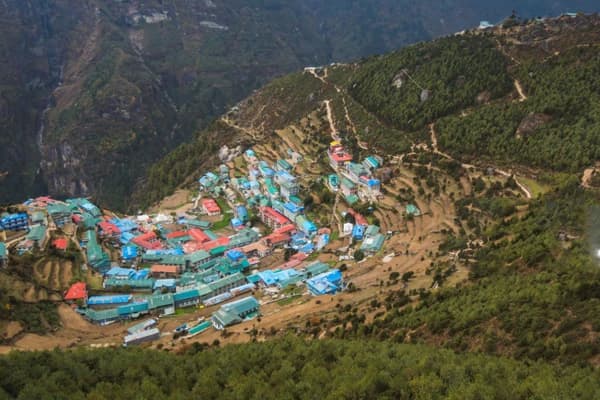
2 337 600 399
0 1 598 210
2 12 600 399
128 14 600 366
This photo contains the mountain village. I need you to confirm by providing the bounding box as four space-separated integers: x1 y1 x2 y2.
0 138 404 346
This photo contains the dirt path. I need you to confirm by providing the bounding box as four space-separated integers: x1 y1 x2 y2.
582 167 597 188
514 80 527 102
305 67 327 85
495 169 532 199
429 123 452 159
323 100 339 141
221 116 262 141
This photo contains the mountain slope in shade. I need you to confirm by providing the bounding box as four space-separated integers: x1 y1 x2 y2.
0 1 598 209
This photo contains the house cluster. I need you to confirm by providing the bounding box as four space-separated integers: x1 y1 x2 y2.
250 260 343 296
340 208 386 255
326 141 383 204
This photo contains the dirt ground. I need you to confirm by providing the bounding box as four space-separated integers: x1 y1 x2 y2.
149 190 193 214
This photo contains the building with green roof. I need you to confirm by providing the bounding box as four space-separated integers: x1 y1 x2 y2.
26 225 47 248
186 250 212 270
406 204 421 216
216 258 250 276
305 261 330 277
173 289 201 308
87 241 111 273
360 233 385 255
208 273 246 296
31 211 46 225
229 229 259 248
47 203 72 227
365 225 380 238
186 219 212 229
83 308 120 325
344 194 359 205
0 242 7 267
211 296 260 330
147 293 174 311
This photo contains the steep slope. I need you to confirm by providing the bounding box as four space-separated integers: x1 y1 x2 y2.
135 15 600 366
1 1 598 209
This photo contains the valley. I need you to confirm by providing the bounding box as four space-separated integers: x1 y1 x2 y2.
2 11 600 399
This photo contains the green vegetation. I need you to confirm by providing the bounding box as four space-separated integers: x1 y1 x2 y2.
2 337 600 399
437 46 600 172
349 36 512 133
345 180 600 366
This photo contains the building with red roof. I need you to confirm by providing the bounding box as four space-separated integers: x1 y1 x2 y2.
290 252 309 262
263 232 291 248
347 208 368 227
328 141 353 168
165 230 189 239
182 241 201 254
132 231 163 250
189 228 210 243
200 236 230 252
201 198 221 216
98 221 120 238
52 237 69 251
259 207 291 230
274 224 296 235
64 282 87 301
151 264 181 278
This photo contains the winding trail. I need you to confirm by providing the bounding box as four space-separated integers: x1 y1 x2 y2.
495 168 532 199
221 116 262 141
430 123 531 199
514 80 527 102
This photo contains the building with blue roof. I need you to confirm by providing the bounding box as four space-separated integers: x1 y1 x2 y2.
154 279 177 291
105 267 136 280
235 205 249 223
283 202 303 221
0 213 29 231
87 295 132 307
307 269 343 296
231 218 243 229
132 269 150 280
258 161 275 177
352 224 366 241
120 231 136 245
295 215 317 237
112 218 138 233
121 245 138 261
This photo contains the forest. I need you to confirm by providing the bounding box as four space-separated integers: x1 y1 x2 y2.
1 337 600 400
437 45 600 171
